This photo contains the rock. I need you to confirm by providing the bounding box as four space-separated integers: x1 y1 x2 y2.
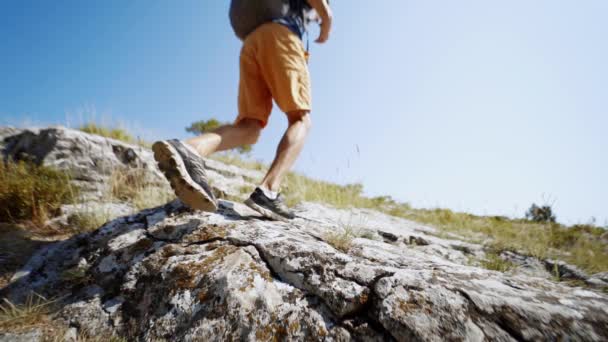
61 327 78 341
587 272 608 289
1 126 260 201
2 199 607 341
543 259 589 281
2 126 164 200
408 236 429 246
500 250 553 279
2 126 608 340
378 230 399 242
0 126 23 154
0 329 42 342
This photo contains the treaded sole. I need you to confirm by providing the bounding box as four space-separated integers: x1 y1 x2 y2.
152 141 217 212
244 198 289 222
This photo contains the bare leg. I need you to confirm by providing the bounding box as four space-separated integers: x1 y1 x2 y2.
185 118 262 157
260 111 311 192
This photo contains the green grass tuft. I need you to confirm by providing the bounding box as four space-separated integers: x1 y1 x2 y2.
78 123 149 147
0 160 76 225
0 294 56 332
324 229 355 252
79 123 134 142
480 252 515 272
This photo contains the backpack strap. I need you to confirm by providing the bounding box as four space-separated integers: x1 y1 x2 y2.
289 0 310 53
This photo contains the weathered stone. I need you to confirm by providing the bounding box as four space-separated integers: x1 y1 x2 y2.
0 126 23 152
2 199 607 341
378 230 399 242
1 126 608 341
543 259 589 281
0 329 42 342
0 126 260 201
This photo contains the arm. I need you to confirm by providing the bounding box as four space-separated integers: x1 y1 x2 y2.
307 0 333 43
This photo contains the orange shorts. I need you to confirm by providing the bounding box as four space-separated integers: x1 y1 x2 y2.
236 23 311 128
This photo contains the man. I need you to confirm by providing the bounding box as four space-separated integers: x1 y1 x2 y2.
152 0 333 220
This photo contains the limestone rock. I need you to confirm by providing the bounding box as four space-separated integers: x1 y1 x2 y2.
0 126 23 153
3 200 607 341
1 126 259 201
1 126 607 340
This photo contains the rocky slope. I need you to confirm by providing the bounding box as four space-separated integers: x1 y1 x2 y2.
1 127 608 341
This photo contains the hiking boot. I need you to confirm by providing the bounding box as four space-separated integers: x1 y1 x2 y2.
152 140 217 212
245 187 295 221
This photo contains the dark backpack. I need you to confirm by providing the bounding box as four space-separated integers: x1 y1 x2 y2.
229 0 308 40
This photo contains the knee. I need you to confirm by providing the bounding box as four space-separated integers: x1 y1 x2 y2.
236 119 262 145
288 111 312 131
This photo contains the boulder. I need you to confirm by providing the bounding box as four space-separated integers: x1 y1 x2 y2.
3 200 607 341
1 126 607 341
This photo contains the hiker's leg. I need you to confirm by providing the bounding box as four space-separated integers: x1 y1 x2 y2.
185 118 262 157
260 111 311 192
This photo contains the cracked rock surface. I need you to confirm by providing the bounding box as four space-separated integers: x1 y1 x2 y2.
3 199 608 341
1 127 608 341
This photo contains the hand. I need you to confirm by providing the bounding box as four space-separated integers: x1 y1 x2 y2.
316 18 332 44
308 0 332 44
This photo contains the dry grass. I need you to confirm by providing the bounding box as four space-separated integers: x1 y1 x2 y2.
283 172 373 208
68 208 114 234
107 167 174 211
78 122 149 147
0 160 77 226
0 294 55 333
65 167 174 233
0 294 128 340
480 252 516 273
221 154 608 274
323 214 380 252
324 229 355 252
396 208 608 273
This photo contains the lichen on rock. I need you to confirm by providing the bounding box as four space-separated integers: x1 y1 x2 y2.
1 127 608 341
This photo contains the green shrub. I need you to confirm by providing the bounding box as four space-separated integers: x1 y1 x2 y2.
525 203 556 223
0 161 76 224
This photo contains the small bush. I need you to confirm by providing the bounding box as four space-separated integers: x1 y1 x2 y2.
525 203 556 223
0 160 76 225
324 230 354 252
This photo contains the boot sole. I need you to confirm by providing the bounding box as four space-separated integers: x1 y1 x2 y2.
152 141 217 212
244 198 289 222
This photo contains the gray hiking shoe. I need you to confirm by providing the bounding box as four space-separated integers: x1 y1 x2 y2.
152 140 217 212
245 187 295 221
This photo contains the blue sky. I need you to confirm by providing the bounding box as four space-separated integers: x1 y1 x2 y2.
1 0 607 225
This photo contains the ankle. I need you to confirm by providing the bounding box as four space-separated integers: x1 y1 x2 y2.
257 185 279 200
